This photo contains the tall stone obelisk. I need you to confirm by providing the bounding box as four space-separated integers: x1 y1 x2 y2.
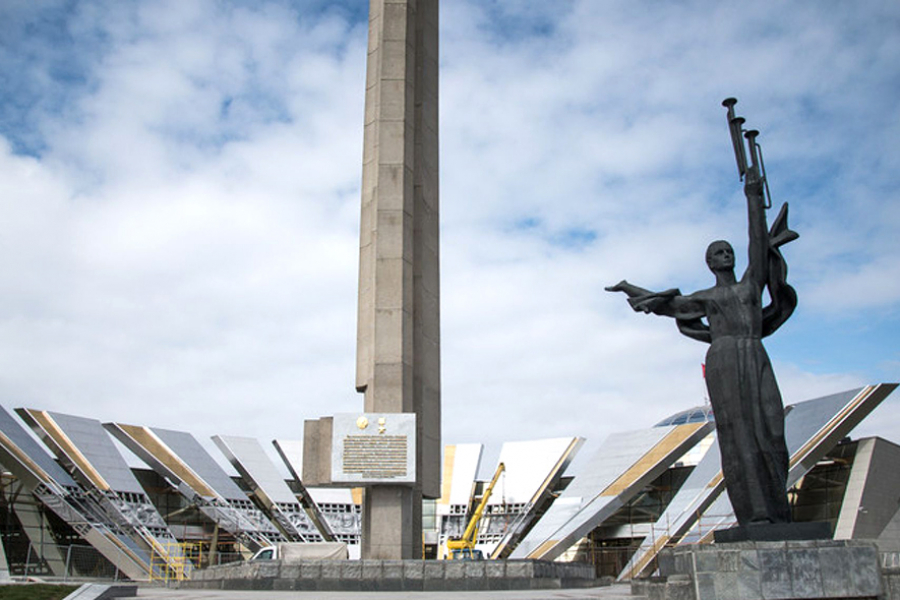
356 0 440 559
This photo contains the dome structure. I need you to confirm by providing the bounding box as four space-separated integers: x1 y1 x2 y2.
655 405 715 427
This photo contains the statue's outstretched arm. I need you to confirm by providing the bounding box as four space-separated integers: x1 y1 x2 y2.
606 280 703 319
605 280 653 298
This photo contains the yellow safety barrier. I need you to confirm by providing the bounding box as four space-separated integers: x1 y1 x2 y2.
149 541 201 583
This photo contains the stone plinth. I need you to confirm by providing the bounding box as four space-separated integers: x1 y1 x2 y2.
714 521 831 544
634 540 883 600
883 566 900 600
183 559 599 592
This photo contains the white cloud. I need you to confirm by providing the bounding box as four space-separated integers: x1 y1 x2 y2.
0 0 897 468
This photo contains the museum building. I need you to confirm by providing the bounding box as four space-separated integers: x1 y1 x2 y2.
0 384 896 582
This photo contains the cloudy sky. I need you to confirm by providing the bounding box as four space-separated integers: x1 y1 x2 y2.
1 0 898 469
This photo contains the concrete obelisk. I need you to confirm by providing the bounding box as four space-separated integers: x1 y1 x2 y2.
356 0 440 559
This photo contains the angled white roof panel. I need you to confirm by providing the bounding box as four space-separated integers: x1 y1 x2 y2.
487 436 584 558
308 487 356 505
0 406 77 489
273 439 304 482
213 434 325 542
439 443 482 509
21 410 144 494
511 422 712 560
213 435 296 504
490 437 580 506
150 427 248 501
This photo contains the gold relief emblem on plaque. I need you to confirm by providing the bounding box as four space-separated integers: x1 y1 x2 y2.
356 416 369 430
378 417 386 434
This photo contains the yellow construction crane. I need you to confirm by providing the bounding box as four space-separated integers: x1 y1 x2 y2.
445 462 505 560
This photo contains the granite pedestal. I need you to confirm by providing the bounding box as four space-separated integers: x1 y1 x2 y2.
183 559 599 592
633 540 883 600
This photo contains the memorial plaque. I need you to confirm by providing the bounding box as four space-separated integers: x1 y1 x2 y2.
331 413 416 485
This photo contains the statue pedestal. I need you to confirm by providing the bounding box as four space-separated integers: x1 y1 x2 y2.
638 540 884 600
713 521 831 543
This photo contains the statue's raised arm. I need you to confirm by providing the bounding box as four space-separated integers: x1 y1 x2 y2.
744 166 770 289
723 99 798 337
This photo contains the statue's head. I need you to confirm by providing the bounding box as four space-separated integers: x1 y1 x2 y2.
706 240 735 273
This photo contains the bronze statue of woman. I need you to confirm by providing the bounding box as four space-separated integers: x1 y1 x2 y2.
607 166 798 529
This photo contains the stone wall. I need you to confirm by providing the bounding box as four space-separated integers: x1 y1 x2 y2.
183 559 598 592
884 567 900 600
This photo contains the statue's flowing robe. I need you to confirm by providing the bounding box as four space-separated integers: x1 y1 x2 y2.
697 281 791 525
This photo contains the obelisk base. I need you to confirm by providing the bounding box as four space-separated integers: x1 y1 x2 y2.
361 486 422 560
